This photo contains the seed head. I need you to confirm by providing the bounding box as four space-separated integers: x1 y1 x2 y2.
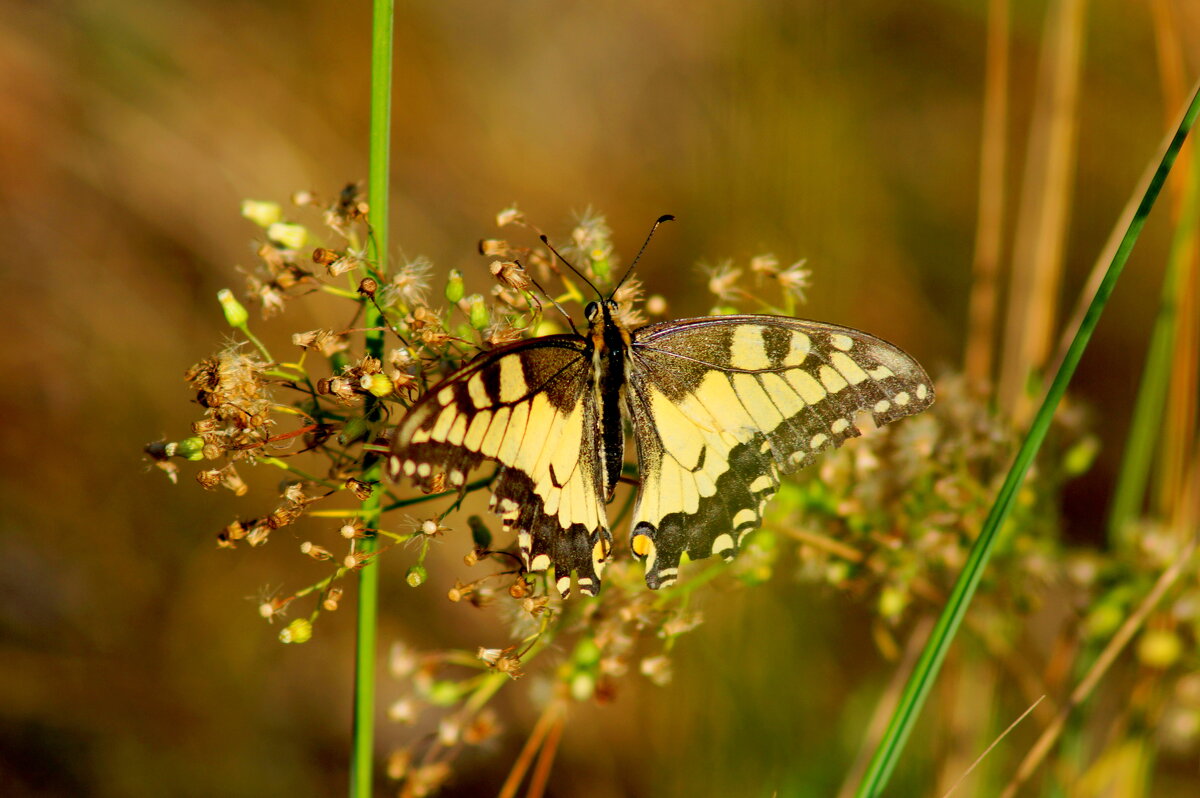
322 587 343 612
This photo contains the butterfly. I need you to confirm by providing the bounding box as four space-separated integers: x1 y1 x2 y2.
387 217 934 597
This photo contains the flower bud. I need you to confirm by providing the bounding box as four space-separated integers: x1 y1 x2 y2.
361 372 394 398
1138 629 1183 669
444 269 465 303
267 222 308 250
176 436 206 461
301 541 333 561
241 199 282 227
573 637 601 667
279 618 313 644
217 288 249 328
570 672 596 702
589 248 611 279
428 681 461 706
467 294 489 330
405 565 426 587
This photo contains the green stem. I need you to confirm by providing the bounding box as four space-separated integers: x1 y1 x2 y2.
238 324 274 363
1108 147 1200 542
853 81 1200 798
351 2 393 797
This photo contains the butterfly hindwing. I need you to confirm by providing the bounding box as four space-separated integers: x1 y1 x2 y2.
388 336 612 596
625 315 934 588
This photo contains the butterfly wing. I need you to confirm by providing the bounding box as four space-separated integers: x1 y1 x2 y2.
388 336 612 596
625 315 934 588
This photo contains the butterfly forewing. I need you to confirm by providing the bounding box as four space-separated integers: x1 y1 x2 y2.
625 316 934 588
388 336 612 596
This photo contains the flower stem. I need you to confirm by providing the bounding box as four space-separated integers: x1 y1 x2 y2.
350 2 393 797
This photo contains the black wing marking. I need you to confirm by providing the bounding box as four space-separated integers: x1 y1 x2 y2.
388 335 612 596
625 315 933 589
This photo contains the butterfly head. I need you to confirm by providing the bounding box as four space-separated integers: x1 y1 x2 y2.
584 298 620 325
584 297 630 351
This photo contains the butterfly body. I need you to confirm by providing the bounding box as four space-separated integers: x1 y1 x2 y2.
389 298 933 597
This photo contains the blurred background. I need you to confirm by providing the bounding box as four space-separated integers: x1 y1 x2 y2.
2 1 1198 796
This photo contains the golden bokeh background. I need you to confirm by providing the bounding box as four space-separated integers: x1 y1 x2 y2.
3 1 1198 796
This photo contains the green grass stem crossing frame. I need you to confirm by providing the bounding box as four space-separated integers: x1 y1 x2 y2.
854 81 1200 797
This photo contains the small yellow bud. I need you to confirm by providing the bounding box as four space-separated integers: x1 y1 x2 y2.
878 585 907 620
361 373 394 398
570 672 596 702
241 199 282 227
216 289 249 328
267 222 308 250
406 565 426 587
279 618 313 644
467 294 489 330
1138 629 1183 669
444 269 465 303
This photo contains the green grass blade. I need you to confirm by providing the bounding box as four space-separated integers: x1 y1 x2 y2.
351 1 394 796
853 81 1200 798
1108 149 1200 542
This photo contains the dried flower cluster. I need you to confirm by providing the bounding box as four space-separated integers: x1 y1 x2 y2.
147 190 1200 794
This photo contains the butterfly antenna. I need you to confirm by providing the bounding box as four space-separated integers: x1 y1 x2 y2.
538 234 603 299
518 260 580 335
611 214 674 298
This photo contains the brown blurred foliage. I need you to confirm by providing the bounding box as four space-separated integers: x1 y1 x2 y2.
2 1 1198 796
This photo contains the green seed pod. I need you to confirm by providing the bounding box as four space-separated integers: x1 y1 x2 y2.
339 416 370 445
467 294 489 330
467 515 492 549
240 199 282 227
176 436 206 461
216 289 249 328
405 565 426 587
444 268 465 303
279 618 313 644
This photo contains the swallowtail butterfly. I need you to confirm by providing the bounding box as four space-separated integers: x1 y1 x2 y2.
388 219 933 596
